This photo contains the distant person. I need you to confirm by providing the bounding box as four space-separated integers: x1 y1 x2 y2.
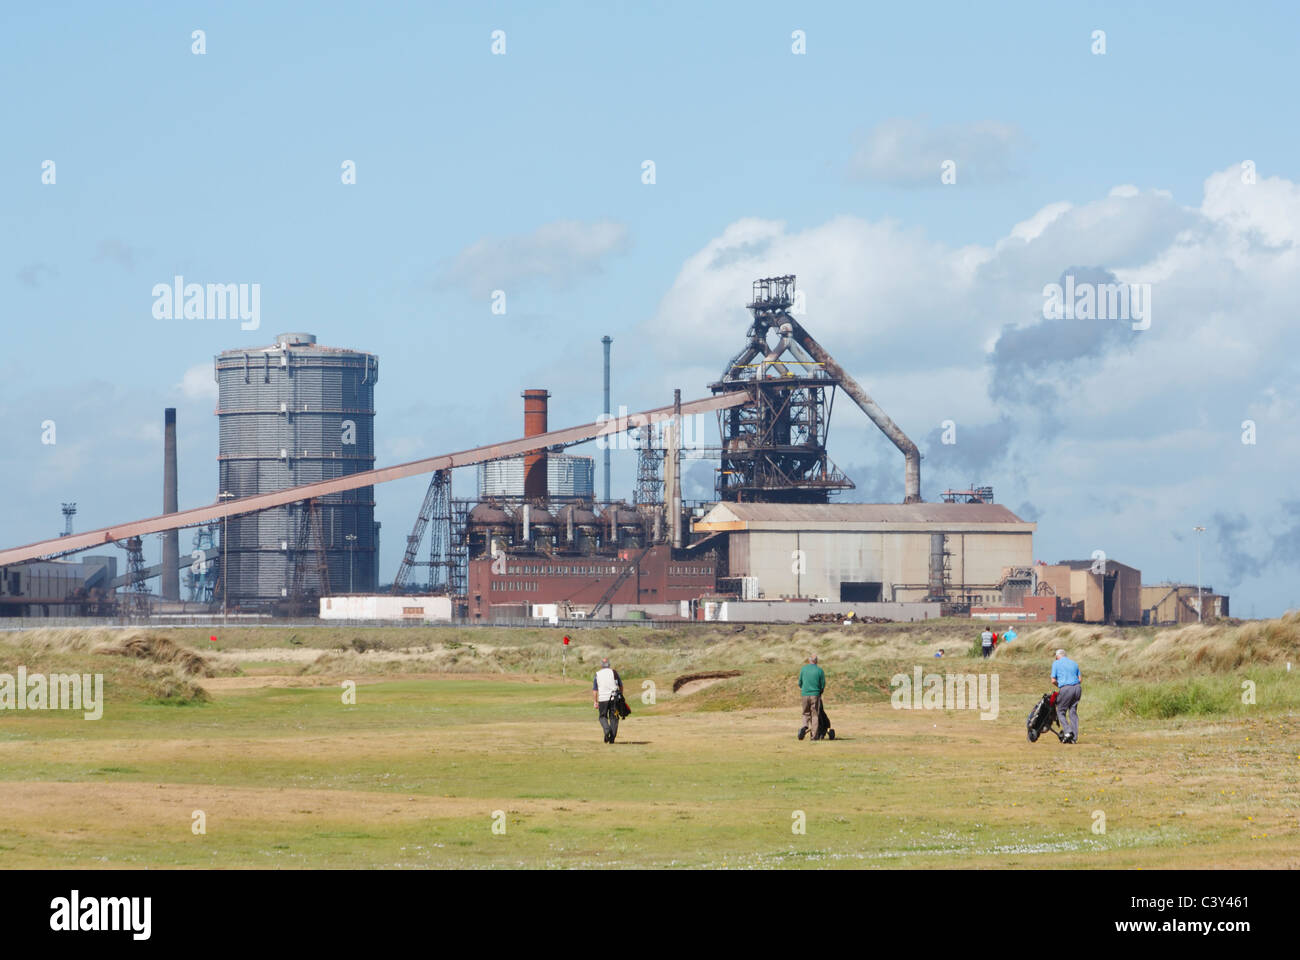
1004 628 1018 644
1051 649 1082 744
935 648 945 658
797 654 827 741
593 657 624 744
980 628 994 658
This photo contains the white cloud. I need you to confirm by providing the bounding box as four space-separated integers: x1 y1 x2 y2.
176 364 217 401
1003 201 1072 247
440 219 630 294
1200 165 1300 247
848 117 1025 186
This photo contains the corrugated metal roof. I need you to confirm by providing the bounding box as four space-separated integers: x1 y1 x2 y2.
1051 559 1140 572
701 501 1028 524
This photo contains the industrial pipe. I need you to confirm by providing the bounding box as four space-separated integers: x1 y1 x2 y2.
161 408 180 600
670 389 683 548
787 319 922 503
760 322 794 378
601 336 612 503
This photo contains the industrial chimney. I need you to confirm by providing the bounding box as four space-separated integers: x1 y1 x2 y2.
601 336 612 503
161 407 180 600
522 390 551 500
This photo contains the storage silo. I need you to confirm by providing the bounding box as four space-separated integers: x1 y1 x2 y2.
215 333 378 607
478 455 596 500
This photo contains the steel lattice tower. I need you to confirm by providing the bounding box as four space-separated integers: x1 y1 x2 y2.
710 276 853 503
634 421 663 508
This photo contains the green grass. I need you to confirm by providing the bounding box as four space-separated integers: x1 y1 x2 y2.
0 622 1297 868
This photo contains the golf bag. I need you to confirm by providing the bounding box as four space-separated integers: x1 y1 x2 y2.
613 689 631 720
815 705 836 741
1026 691 1065 743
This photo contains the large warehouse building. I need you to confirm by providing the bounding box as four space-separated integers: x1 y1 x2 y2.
692 502 1035 604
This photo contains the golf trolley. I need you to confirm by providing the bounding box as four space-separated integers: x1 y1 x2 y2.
1026 692 1066 743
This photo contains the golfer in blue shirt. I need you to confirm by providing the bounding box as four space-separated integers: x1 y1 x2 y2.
1051 649 1082 744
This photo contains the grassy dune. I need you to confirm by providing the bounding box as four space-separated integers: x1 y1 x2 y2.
0 617 1296 868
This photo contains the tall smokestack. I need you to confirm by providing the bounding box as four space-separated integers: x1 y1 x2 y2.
161 407 180 600
601 336 611 502
522 389 550 500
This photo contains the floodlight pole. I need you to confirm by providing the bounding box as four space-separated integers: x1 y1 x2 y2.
1193 525 1206 622
219 491 235 625
345 533 358 593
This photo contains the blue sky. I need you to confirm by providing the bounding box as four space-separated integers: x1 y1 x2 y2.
3 1 1300 616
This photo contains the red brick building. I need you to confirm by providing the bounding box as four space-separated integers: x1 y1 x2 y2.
468 544 716 620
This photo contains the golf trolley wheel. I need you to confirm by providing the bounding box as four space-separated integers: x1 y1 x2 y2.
1027 727 1039 743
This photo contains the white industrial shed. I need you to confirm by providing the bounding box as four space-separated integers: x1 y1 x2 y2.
692 502 1035 604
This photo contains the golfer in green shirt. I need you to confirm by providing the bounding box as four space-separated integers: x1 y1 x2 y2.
797 654 827 741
